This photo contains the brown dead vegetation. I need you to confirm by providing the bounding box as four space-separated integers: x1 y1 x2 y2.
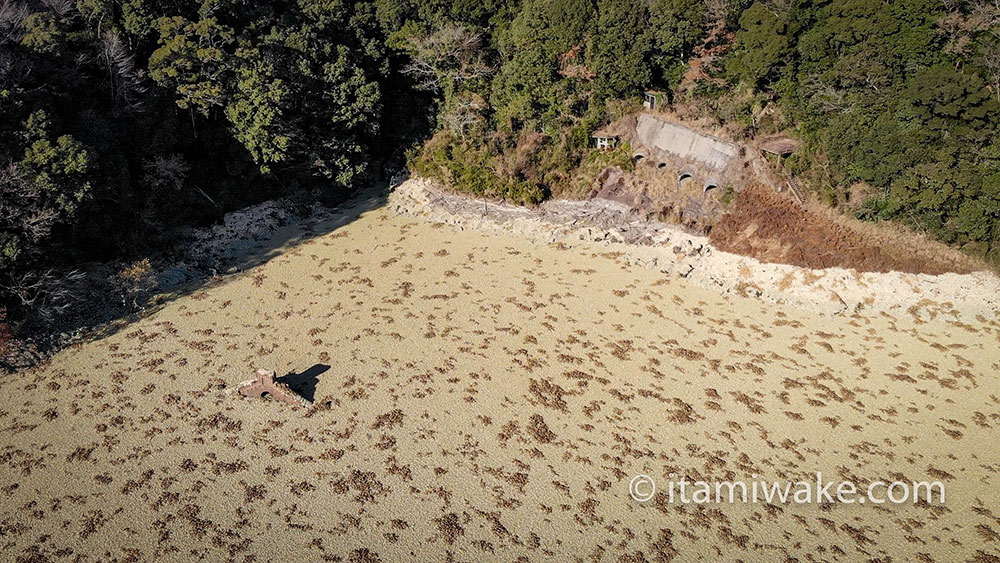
710 185 982 275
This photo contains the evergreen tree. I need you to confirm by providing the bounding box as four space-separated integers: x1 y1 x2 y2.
591 0 650 99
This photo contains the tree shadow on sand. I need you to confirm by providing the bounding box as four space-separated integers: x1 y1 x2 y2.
45 184 393 359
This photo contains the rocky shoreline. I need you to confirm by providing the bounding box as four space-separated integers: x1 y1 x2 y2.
389 177 1000 321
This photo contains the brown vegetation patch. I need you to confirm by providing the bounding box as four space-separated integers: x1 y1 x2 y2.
435 513 465 545
527 414 557 443
710 185 979 274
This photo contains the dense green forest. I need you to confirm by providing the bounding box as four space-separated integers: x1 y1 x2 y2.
2 0 999 352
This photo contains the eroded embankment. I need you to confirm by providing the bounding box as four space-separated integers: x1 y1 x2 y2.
390 177 1000 321
710 184 980 275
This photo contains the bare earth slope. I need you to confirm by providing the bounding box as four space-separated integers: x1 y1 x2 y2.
1 189 1000 561
710 184 981 275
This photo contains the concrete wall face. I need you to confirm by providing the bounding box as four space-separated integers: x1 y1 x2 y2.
635 114 737 171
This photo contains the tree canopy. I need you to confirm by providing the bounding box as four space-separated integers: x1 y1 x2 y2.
3 0 1000 341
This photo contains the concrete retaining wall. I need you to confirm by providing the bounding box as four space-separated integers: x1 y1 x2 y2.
634 114 737 171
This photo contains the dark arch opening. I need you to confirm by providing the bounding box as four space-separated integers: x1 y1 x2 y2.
704 183 719 193
678 172 692 181
656 162 667 169
633 153 645 163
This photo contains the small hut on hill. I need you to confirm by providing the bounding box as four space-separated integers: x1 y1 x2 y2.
643 91 665 110
591 132 618 151
591 117 637 151
759 135 801 156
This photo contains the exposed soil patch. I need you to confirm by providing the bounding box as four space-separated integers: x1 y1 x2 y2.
710 185 979 275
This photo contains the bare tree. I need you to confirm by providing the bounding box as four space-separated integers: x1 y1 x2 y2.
100 32 147 112
402 24 493 93
0 165 59 245
41 0 74 18
983 40 1000 100
761 0 795 19
970 0 1000 33
0 0 29 43
938 0 1000 59
801 73 848 113
937 11 971 57
1 269 85 322
142 154 189 191
441 93 486 138
703 0 731 29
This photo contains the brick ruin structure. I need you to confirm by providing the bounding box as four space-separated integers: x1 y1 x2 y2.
238 369 312 407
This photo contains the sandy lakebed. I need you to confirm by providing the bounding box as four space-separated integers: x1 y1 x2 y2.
2 179 1000 561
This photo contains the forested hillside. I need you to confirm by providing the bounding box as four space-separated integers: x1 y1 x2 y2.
0 0 428 345
2 0 999 353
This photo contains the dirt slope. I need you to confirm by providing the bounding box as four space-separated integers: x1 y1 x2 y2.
711 185 982 275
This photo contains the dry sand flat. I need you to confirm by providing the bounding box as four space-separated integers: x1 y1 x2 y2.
2 189 1000 561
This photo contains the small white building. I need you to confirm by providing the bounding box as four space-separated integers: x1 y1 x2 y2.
643 91 665 110
591 119 634 152
592 134 618 151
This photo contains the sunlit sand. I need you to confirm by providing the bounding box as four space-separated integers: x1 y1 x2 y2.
2 191 999 561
